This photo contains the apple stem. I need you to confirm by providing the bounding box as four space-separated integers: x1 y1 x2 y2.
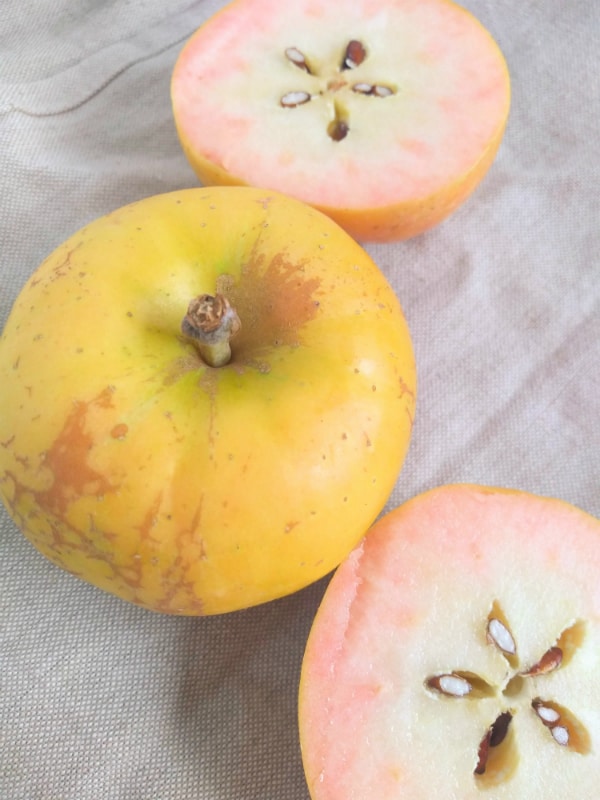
181 293 241 367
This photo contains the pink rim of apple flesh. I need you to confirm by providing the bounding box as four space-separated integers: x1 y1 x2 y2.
299 485 600 798
172 0 510 240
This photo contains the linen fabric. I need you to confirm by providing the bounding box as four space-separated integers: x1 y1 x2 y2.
1 2 599 798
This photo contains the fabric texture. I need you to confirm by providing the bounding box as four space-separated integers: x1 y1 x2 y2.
1 1 599 798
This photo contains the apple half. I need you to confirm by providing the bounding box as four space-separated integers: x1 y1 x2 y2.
171 0 510 242
299 485 600 798
0 187 415 615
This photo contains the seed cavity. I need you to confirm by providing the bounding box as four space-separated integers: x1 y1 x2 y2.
475 712 513 776
555 619 586 667
531 699 590 753
285 46 311 73
280 90 311 108
342 40 367 70
487 617 517 656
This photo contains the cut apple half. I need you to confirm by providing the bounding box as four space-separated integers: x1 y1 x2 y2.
171 0 510 242
299 485 600 798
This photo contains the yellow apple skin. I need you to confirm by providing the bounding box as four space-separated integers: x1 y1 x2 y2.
0 187 416 615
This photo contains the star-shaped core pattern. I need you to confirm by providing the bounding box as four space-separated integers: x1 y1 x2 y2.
280 40 396 141
425 602 589 787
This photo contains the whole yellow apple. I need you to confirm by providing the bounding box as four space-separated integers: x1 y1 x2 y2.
0 187 416 614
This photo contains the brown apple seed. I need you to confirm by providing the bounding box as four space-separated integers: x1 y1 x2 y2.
427 673 473 697
342 40 367 69
521 646 563 677
280 90 312 108
474 712 512 774
285 46 311 73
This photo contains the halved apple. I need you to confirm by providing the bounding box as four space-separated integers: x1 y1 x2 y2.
171 0 510 242
299 485 600 798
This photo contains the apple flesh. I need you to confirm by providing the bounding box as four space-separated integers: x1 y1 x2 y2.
299 485 600 798
171 0 510 242
0 187 416 615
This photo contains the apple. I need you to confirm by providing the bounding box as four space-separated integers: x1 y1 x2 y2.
171 0 510 243
0 187 416 615
299 485 600 798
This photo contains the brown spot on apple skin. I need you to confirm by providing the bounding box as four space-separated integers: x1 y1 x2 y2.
164 245 325 465
35 385 118 517
110 423 129 440
30 242 84 287
145 498 207 614
1 390 211 614
217 247 322 364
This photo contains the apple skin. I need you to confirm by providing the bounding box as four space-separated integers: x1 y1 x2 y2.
176 140 506 245
0 187 416 615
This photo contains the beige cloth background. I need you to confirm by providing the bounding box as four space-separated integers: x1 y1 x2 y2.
1 1 599 798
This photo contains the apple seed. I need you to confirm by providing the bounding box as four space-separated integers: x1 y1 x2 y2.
474 733 490 775
281 90 312 108
486 617 516 656
373 85 394 97
342 40 367 70
551 725 570 746
520 646 562 677
474 711 512 775
489 711 512 747
352 82 373 94
427 673 472 697
285 46 311 73
532 700 561 726
351 82 395 97
327 118 349 142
